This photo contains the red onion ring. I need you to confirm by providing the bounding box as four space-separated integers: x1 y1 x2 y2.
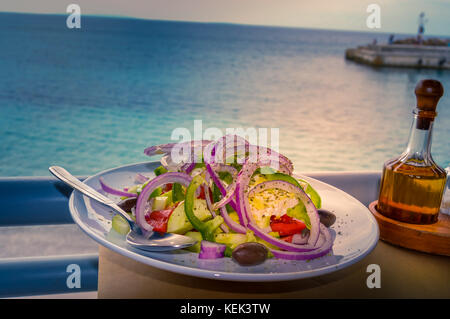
254 146 294 175
203 141 217 164
212 135 250 164
292 232 310 244
211 135 293 174
181 162 196 174
235 158 290 227
205 163 238 211
199 241 226 259
99 177 137 198
144 140 212 157
135 173 150 184
248 223 322 252
219 205 247 234
160 154 187 172
204 165 246 234
270 224 333 260
215 164 238 176
135 172 192 232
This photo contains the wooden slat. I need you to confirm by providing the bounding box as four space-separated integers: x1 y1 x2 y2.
369 200 450 256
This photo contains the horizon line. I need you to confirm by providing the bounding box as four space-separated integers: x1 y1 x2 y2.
1 10 449 38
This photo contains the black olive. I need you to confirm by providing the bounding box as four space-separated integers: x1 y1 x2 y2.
317 209 336 227
117 197 137 213
232 242 268 266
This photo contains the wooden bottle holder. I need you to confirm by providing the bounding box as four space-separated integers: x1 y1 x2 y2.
369 200 450 256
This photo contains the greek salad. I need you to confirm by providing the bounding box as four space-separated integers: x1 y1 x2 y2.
101 135 335 266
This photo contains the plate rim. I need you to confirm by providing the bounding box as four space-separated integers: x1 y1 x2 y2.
68 161 380 282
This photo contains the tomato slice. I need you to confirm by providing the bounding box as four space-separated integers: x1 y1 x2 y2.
281 235 294 243
270 214 306 237
145 202 179 233
197 185 213 201
163 183 173 193
197 186 206 200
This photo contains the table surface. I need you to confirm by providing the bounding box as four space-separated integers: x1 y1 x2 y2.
96 171 449 299
97 240 450 299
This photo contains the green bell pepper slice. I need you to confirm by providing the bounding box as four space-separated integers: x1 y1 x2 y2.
184 175 224 242
154 165 168 176
261 172 321 209
172 183 184 203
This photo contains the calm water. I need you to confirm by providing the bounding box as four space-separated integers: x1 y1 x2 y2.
0 13 449 176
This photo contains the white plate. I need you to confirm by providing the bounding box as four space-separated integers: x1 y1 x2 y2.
69 161 379 282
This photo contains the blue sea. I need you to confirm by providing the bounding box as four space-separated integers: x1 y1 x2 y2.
0 12 449 176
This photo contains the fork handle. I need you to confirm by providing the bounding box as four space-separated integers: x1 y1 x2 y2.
49 166 136 227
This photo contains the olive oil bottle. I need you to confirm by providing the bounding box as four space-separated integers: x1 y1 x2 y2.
377 79 447 224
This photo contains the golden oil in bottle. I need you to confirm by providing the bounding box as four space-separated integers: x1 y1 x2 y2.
377 79 447 224
378 160 446 224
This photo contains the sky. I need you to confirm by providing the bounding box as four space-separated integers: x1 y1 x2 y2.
1 0 449 36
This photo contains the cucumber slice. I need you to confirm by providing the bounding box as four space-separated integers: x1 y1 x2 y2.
214 233 247 249
127 184 140 194
111 214 130 235
153 196 168 211
184 231 203 253
166 200 212 234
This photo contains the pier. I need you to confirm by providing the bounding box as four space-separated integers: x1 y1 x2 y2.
346 44 450 69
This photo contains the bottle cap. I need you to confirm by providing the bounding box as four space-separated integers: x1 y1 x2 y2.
415 79 444 113
414 79 444 129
